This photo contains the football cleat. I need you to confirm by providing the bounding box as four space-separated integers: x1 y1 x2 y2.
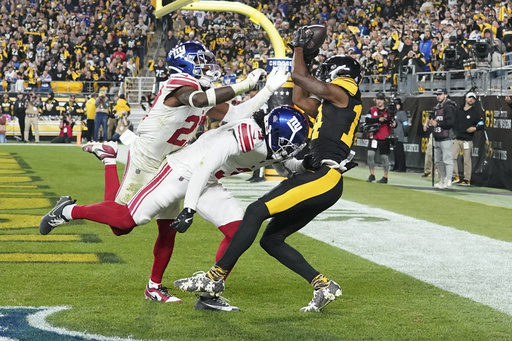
300 280 342 312
40 196 76 235
174 271 225 294
82 141 118 163
144 284 182 303
194 293 240 312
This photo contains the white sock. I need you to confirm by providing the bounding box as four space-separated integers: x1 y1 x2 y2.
103 158 116 166
62 204 76 221
148 279 160 289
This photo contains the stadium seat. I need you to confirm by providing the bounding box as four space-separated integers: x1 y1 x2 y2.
69 82 84 93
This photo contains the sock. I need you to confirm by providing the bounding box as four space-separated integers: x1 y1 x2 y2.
71 202 136 230
149 219 177 284
311 274 330 290
216 221 240 280
103 158 116 166
62 204 76 221
207 265 228 282
148 279 160 289
104 164 120 201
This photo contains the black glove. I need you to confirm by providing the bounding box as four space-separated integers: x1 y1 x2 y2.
341 161 358 174
302 153 323 171
289 26 313 49
171 208 196 233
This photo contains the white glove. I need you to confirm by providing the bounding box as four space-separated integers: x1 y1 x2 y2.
231 68 267 95
264 65 290 93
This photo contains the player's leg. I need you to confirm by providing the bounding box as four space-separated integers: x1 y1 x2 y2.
145 201 182 303
192 185 244 311
81 141 119 201
259 170 344 312
39 196 137 236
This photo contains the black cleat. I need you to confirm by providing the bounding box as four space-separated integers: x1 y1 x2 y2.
40 196 76 235
194 293 240 312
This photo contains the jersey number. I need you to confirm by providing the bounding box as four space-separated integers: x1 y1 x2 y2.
167 115 201 146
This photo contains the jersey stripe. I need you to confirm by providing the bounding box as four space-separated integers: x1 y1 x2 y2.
128 163 172 214
165 74 200 91
237 123 254 152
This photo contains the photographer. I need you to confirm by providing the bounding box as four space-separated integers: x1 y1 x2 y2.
24 92 41 143
51 113 74 143
94 90 109 142
365 92 396 184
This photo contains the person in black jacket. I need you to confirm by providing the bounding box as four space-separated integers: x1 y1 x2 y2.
452 92 484 186
14 92 30 142
424 88 457 189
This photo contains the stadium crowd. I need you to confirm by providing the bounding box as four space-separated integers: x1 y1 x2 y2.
0 0 509 94
159 0 512 89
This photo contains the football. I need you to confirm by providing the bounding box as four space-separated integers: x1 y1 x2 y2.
303 25 327 55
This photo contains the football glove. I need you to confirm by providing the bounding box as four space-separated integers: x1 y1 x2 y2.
302 153 323 171
264 65 290 93
171 208 196 233
289 26 313 49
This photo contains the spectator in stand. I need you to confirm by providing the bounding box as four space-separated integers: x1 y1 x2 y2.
112 46 126 62
153 59 169 93
38 69 52 92
164 30 179 53
1 93 13 120
42 92 59 117
85 93 97 143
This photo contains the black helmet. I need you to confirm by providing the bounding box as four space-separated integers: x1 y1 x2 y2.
316 55 363 85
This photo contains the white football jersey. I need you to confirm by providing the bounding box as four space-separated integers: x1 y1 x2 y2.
130 73 211 172
166 118 275 210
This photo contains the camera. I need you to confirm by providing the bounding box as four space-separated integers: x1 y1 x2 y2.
386 96 398 115
473 38 491 60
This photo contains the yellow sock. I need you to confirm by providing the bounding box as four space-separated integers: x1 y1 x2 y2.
311 274 330 290
206 265 227 281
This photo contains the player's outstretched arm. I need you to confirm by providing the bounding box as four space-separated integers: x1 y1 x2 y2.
221 66 290 123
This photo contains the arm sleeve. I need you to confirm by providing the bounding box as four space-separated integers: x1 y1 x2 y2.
221 86 274 123
183 133 241 211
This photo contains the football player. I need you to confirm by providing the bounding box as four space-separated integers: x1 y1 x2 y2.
173 26 363 313
42 41 285 309
39 105 308 312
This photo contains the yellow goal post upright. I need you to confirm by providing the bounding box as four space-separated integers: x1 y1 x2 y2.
156 1 293 180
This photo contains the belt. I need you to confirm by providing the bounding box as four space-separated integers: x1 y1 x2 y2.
26 114 38 118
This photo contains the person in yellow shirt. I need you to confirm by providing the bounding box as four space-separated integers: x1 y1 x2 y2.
85 93 97 142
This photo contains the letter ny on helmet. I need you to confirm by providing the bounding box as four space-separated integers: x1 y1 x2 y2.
167 41 221 89
316 55 363 85
265 105 309 161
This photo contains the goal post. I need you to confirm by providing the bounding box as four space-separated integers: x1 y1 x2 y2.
155 0 286 58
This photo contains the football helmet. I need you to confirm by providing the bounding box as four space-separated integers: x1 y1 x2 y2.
167 41 221 88
315 55 363 85
265 105 309 161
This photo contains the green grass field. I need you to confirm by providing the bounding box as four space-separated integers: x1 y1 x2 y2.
1 145 511 341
